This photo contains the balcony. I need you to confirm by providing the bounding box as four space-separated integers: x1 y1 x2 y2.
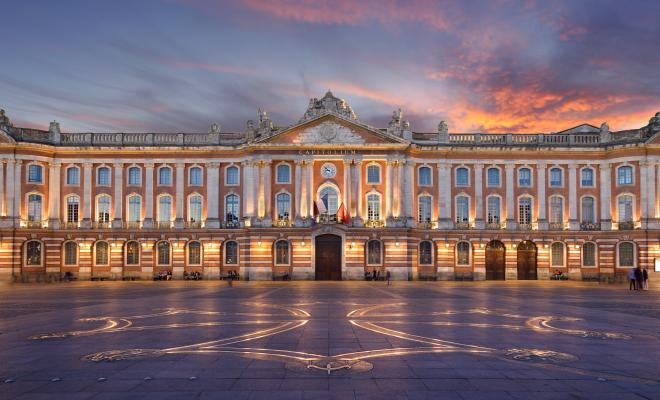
548 222 565 230
155 221 173 229
485 222 502 230
185 221 203 228
125 221 141 229
221 220 240 229
454 222 470 230
364 219 385 228
274 218 292 227
93 221 112 229
517 223 533 231
63 221 80 229
23 219 46 229
418 220 436 229
580 222 601 231
318 213 339 224
617 220 637 230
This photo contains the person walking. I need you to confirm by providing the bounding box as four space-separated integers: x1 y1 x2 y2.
635 266 644 291
628 268 637 290
643 268 649 290
386 270 391 286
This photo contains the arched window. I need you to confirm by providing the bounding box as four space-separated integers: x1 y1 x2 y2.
518 196 532 225
95 241 109 266
276 193 291 221
618 242 635 267
225 194 240 223
158 195 172 223
518 167 532 187
418 166 432 186
581 167 594 187
617 166 633 185
276 164 291 184
125 241 140 265
549 167 563 187
27 193 43 222
66 166 80 185
366 240 382 265
158 166 172 185
551 242 565 267
367 164 381 184
549 196 563 225
25 240 42 266
225 165 239 185
581 196 596 224
455 167 469 187
63 241 78 266
224 241 238 265
27 164 43 183
617 194 633 223
418 195 432 223
156 241 171 266
367 193 381 221
188 194 203 223
97 166 111 186
582 242 597 267
456 241 471 266
127 195 141 223
486 167 500 187
128 166 141 185
455 196 469 224
188 241 202 265
274 240 290 265
419 241 433 265
97 195 111 223
189 167 203 186
66 195 80 223
486 196 501 225
319 187 339 215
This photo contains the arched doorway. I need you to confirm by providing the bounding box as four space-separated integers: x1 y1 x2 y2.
485 240 505 280
315 234 342 280
516 240 537 280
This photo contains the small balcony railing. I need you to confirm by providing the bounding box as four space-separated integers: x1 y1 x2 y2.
517 223 533 231
222 220 240 229
155 221 173 229
93 221 112 229
580 222 601 231
549 222 564 230
418 220 436 229
617 220 636 230
485 222 502 230
274 218 292 227
23 219 46 229
63 221 80 229
454 221 470 230
185 221 203 228
318 213 338 224
364 219 384 228
125 221 141 229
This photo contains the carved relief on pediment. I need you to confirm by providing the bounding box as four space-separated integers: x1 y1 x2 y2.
293 122 365 145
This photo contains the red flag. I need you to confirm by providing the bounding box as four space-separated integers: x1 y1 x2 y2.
337 203 350 224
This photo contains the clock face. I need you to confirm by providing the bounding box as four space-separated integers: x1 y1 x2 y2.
321 163 337 179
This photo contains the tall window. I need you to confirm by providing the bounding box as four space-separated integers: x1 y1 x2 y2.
418 166 432 186
226 166 239 185
419 241 433 265
276 193 291 220
189 167 202 186
551 242 565 267
367 193 381 221
549 196 563 224
158 195 172 222
518 168 531 187
486 167 500 186
66 195 80 223
188 241 201 265
188 195 202 223
224 241 238 265
157 241 170 265
128 195 141 223
518 197 532 225
456 241 470 266
275 240 290 265
486 196 501 224
455 167 469 187
617 166 633 185
418 195 432 223
27 164 43 183
319 187 339 215
581 196 595 224
618 242 634 267
225 194 239 222
366 240 382 265
125 241 140 265
581 167 594 187
128 167 141 185
64 242 78 266
27 194 42 222
97 195 111 223
276 164 291 184
549 167 563 187
95 241 109 265
582 242 596 267
158 167 172 185
367 164 380 184
97 166 111 186
617 195 633 223
25 241 42 266
66 166 80 185
455 196 469 224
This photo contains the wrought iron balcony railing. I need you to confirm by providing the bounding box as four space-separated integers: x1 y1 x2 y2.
155 221 173 229
318 213 339 224
93 221 112 229
274 218 292 227
185 221 203 228
222 220 240 229
617 220 637 230
580 222 601 231
548 222 565 230
485 222 502 230
517 223 533 231
364 219 384 228
454 221 470 230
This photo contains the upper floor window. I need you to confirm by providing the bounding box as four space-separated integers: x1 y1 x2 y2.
66 166 80 185
581 196 596 224
27 194 43 222
455 196 469 224
617 194 633 223
486 167 500 187
276 164 291 184
27 164 43 183
581 167 594 187
188 194 202 223
518 168 531 187
66 195 80 223
418 166 432 186
549 167 563 187
128 167 141 185
226 165 239 186
97 195 111 223
518 196 532 225
225 194 240 223
455 167 469 187
158 167 172 186
367 193 381 221
549 195 564 224
128 195 141 223
189 167 203 186
367 164 381 184
617 166 633 185
418 195 432 223
158 195 172 222
276 192 291 220
97 166 111 186
486 196 501 224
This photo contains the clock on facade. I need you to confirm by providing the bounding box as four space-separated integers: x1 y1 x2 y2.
321 163 337 179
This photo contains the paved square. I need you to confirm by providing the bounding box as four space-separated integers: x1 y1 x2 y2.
1 281 659 399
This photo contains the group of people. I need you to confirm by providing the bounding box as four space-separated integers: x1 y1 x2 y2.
551 270 568 280
628 266 649 290
154 271 172 281
365 269 392 285
183 271 202 280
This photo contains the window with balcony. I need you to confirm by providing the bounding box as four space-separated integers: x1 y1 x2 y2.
581 196 596 224
518 197 532 225
128 195 141 224
455 196 469 224
486 196 501 226
617 195 634 226
225 194 240 223
27 194 42 223
66 195 79 223
276 193 291 221
158 195 172 224
549 196 564 226
97 195 111 224
418 195 432 224
367 193 381 221
188 195 202 224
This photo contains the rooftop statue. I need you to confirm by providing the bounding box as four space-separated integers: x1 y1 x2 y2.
300 90 357 122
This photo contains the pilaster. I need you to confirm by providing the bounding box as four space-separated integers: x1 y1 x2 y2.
112 162 123 228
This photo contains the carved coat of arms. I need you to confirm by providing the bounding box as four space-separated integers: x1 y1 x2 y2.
294 122 365 145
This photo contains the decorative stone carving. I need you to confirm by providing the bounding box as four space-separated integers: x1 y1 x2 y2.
246 109 275 142
209 122 221 133
387 109 411 140
0 109 11 127
438 120 449 143
300 90 357 122
599 122 610 143
646 112 660 136
294 122 365 145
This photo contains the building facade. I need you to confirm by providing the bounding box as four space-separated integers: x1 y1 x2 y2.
1 91 660 281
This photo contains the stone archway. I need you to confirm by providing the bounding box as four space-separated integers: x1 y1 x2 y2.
485 240 505 280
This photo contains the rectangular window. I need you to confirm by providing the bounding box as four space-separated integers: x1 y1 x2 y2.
128 167 141 185
582 243 596 267
67 198 79 223
455 168 469 187
487 197 500 224
66 167 80 185
617 166 633 185
97 168 111 186
550 168 562 187
581 169 594 187
28 165 43 183
418 196 432 223
455 197 469 223
549 197 563 224
518 169 531 187
226 167 239 185
367 165 380 184
189 168 202 186
487 168 500 186
518 198 532 225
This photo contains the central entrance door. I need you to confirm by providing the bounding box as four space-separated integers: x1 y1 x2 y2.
315 234 342 280
485 240 505 280
516 240 537 280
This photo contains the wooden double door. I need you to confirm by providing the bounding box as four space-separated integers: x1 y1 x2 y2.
485 240 505 280
516 240 538 280
315 234 342 280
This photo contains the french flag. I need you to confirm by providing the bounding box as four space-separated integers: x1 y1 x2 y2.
315 195 327 214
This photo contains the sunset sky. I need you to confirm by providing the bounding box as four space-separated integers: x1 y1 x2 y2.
2 0 659 133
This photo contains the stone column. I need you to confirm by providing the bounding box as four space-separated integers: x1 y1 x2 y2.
306 160 314 219
5 159 15 220
241 161 254 220
82 161 92 228
48 162 61 229
505 163 516 230
112 162 123 228
256 161 266 222
252 161 261 222
294 160 303 225
343 160 351 218
474 164 484 229
404 160 414 226
354 160 363 225
568 164 578 230
0 160 5 218
143 162 154 228
392 161 400 219
263 161 272 225
438 163 452 229
537 163 547 230
175 163 185 228
599 163 612 230
206 162 220 228
385 160 394 223
641 161 658 229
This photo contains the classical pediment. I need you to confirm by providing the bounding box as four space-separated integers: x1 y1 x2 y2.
0 127 16 144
